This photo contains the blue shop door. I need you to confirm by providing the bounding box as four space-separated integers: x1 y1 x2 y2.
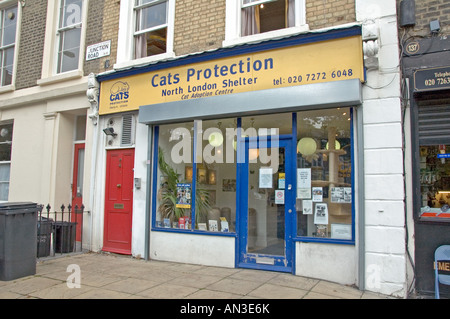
238 137 294 273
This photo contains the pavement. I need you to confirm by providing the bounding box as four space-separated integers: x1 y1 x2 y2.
0 252 394 300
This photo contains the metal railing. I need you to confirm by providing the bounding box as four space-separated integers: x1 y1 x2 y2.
37 204 89 259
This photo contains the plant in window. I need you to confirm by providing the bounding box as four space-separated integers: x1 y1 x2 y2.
157 147 211 226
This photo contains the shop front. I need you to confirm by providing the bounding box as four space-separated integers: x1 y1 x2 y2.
97 25 365 282
403 36 450 297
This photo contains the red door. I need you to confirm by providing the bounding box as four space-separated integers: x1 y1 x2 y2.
103 149 135 255
72 143 85 242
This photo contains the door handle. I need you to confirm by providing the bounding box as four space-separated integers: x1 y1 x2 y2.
287 184 292 190
117 184 121 188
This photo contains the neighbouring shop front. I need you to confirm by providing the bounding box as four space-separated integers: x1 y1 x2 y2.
403 36 450 297
96 26 365 281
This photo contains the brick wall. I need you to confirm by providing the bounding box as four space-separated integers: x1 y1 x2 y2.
173 0 355 56
174 0 226 56
306 0 356 30
99 0 120 73
83 0 106 75
84 0 120 75
398 0 450 36
15 0 47 90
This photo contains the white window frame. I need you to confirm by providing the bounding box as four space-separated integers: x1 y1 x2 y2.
38 0 88 86
115 0 175 70
56 0 84 74
224 0 309 47
0 1 21 94
0 121 13 203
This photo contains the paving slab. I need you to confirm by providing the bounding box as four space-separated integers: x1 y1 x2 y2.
0 252 397 300
247 283 309 299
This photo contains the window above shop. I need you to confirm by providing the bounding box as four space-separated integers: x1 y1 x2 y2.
38 0 87 85
115 0 175 69
134 0 168 59
0 2 19 92
56 0 83 74
224 0 308 47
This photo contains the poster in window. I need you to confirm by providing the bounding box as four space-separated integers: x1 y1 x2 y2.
259 168 273 188
302 200 313 215
297 187 311 199
297 168 311 199
331 187 352 203
209 220 218 232
314 203 328 225
278 173 285 189
297 168 311 188
312 187 323 202
176 183 191 208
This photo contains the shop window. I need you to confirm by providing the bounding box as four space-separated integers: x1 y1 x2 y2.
154 119 237 233
0 4 17 86
155 122 194 229
56 0 83 74
194 119 237 232
296 108 353 240
419 145 450 215
417 104 450 217
134 0 169 59
0 122 13 201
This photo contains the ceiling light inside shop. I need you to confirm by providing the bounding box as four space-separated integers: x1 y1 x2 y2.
326 140 341 150
208 132 224 147
297 138 317 156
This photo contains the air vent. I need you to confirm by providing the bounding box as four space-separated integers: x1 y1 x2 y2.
121 114 135 146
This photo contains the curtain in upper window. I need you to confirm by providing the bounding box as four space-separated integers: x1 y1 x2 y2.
241 0 295 36
134 0 168 59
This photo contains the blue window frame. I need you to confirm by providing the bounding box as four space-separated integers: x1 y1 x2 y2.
150 109 355 245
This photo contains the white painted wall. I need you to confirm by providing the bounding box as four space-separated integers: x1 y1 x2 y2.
131 119 149 258
150 232 236 268
356 0 406 298
296 242 357 285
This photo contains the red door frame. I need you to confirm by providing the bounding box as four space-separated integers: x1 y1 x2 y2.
103 148 135 255
71 143 85 242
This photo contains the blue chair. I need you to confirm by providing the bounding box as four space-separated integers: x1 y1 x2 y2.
434 245 450 299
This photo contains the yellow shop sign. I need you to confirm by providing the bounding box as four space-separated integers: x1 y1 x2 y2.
99 35 364 115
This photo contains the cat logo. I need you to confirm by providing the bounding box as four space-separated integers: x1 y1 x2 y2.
110 81 130 102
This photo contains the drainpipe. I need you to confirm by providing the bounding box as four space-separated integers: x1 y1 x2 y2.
87 73 100 252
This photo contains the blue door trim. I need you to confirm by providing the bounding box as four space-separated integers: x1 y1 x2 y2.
237 137 294 273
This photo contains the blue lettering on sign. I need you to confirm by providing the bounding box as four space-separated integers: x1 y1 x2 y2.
150 57 274 88
437 154 450 158
109 81 130 102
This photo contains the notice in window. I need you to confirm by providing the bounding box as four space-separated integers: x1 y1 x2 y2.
314 203 329 225
259 168 273 188
176 183 191 208
330 187 352 203
297 168 311 199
